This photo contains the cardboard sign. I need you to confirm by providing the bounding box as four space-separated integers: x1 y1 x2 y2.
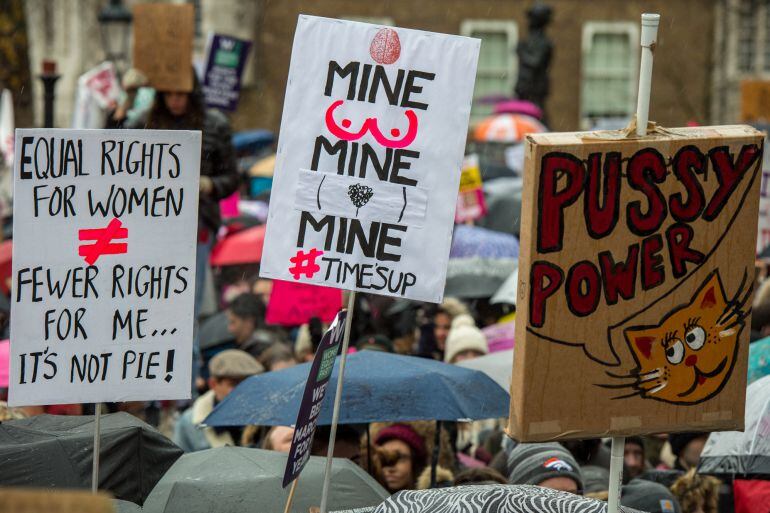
259 16 479 303
133 4 194 92
202 34 252 111
0 489 113 513
455 154 488 223
283 310 346 487
741 80 770 123
266 279 343 326
9 129 200 406
509 125 764 441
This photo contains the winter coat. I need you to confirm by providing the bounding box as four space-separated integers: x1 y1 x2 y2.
173 390 235 452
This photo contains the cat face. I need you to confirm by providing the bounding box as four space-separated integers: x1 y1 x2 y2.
622 271 743 404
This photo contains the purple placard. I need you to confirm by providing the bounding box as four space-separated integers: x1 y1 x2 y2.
202 34 251 111
282 309 347 487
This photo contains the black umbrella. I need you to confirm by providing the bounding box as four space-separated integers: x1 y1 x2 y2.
199 311 233 350
0 412 182 505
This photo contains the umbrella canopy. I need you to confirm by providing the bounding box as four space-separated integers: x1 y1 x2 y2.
473 113 546 143
209 225 265 266
749 337 770 384
199 311 233 350
249 153 276 177
205 350 509 427
476 177 523 236
491 268 519 305
457 350 513 392
493 100 543 120
445 225 519 298
142 446 387 513
0 338 8 388
0 413 182 505
231 129 275 155
336 484 639 513
698 374 770 477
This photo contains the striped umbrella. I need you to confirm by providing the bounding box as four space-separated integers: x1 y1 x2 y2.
473 113 546 143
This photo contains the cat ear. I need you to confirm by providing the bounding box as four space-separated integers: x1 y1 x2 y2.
697 272 726 310
633 336 655 359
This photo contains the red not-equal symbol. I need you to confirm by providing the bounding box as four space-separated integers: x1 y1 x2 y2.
78 217 128 265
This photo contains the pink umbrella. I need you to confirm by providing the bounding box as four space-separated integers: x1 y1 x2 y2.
0 339 9 388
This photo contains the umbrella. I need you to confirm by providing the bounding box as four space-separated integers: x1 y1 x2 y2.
337 484 638 513
141 446 387 513
0 412 182 505
114 499 143 513
491 268 519 305
209 225 265 266
493 100 543 120
698 374 770 477
205 350 509 427
749 337 770 384
473 113 546 143
445 225 519 298
199 311 233 350
250 153 276 177
0 339 8 388
231 129 275 156
476 177 523 236
457 350 513 392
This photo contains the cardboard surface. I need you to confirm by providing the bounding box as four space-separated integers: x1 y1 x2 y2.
509 125 763 441
0 489 113 513
132 3 194 92
741 80 770 123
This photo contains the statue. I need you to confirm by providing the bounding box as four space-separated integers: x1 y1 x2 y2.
515 3 553 113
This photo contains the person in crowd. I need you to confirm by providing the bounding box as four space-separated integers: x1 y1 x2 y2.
311 425 363 464
561 439 611 470
418 298 469 360
670 469 721 513
259 343 297 372
624 436 647 479
374 423 429 493
621 478 681 513
444 314 489 364
453 467 508 486
581 465 610 495
262 426 295 452
669 433 709 471
0 401 26 421
507 442 583 494
356 334 395 353
226 293 274 359
174 349 263 452
252 278 273 306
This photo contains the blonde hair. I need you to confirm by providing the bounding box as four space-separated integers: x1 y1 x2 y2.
670 468 720 513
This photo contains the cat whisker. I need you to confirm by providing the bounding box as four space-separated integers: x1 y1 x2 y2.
647 382 667 395
720 327 738 338
638 374 661 384
596 382 640 389
606 369 660 379
612 390 645 400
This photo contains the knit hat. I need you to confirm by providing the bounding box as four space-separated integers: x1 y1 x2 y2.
507 442 583 492
622 478 681 513
581 465 610 494
668 432 707 457
439 297 469 318
444 319 488 363
209 349 264 378
375 423 428 466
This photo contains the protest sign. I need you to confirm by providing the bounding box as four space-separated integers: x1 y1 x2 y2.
9 129 200 406
741 80 770 123
266 279 343 326
509 125 764 441
133 3 194 92
759 145 770 254
0 489 113 513
283 310 347 487
202 34 252 111
259 16 479 303
455 154 487 223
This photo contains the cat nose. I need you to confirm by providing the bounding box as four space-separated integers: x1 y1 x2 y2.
685 355 698 367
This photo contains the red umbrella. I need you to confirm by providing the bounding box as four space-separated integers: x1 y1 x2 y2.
209 225 265 266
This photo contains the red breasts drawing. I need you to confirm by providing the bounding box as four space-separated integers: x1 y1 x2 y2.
370 28 401 65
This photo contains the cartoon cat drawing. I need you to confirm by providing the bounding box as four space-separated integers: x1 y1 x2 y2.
605 270 750 405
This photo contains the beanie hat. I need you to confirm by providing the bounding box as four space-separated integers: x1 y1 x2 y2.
439 297 469 318
507 442 583 492
622 478 681 513
581 465 610 494
668 432 707 457
375 423 428 466
451 314 476 329
626 435 645 453
444 323 488 363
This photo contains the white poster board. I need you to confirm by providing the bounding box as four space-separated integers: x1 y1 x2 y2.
260 16 480 303
9 129 200 406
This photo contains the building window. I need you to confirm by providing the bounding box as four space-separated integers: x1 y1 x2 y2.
580 22 639 129
460 20 518 124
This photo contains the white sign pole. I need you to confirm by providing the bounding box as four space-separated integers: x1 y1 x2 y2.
608 12 661 513
319 291 356 513
91 404 101 493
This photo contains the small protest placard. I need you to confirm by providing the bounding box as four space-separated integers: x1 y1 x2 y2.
9 129 200 406
0 489 113 513
202 34 252 111
510 125 764 440
283 310 347 487
455 154 487 223
266 279 343 326
259 16 480 303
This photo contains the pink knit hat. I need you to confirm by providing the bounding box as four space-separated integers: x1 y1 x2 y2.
375 423 427 464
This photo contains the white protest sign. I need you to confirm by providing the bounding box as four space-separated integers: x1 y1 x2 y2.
260 16 480 303
9 129 200 406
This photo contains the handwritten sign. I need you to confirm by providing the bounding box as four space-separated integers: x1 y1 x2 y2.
265 279 342 326
9 129 200 406
259 16 479 303
510 126 763 440
0 489 113 513
455 154 487 223
133 4 194 92
283 310 346 487
202 34 252 111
